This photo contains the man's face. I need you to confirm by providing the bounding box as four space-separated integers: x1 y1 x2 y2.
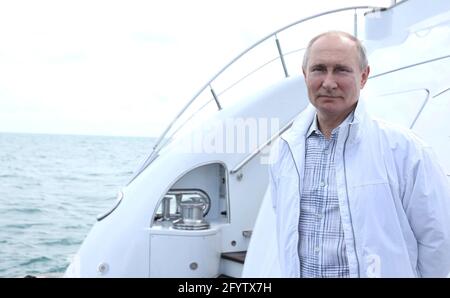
303 35 370 118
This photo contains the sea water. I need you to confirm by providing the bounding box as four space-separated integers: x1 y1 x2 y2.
0 133 153 277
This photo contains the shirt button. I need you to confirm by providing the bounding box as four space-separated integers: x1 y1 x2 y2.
320 181 326 187
314 247 320 253
317 213 322 219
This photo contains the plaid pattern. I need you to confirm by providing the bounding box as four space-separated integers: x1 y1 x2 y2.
298 114 351 278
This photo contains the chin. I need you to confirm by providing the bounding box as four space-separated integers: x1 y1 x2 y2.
317 105 348 116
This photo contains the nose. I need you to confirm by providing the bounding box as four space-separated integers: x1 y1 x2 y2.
321 73 337 91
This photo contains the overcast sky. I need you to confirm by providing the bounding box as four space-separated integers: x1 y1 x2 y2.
0 0 392 137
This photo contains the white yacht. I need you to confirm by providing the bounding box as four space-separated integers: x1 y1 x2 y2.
65 0 450 277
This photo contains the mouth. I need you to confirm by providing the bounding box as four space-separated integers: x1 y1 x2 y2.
317 95 342 100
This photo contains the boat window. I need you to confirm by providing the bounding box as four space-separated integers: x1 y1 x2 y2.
364 51 450 129
364 89 429 128
412 87 450 176
365 10 450 77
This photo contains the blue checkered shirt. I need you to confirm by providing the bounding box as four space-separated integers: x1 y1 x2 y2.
298 113 353 278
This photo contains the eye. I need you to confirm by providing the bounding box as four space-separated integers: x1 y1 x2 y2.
311 66 325 72
335 67 352 73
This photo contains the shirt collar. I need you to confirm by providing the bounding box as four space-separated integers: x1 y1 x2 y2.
307 110 355 138
306 114 319 137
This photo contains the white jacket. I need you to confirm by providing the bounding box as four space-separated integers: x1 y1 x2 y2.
269 100 450 277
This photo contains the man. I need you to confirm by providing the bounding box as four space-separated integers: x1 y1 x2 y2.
269 31 450 277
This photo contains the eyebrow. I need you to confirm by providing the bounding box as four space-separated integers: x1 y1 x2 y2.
309 63 353 71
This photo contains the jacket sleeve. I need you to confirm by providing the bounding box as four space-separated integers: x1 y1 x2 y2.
402 145 450 277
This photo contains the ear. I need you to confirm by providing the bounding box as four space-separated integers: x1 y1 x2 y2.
302 67 306 78
360 66 370 89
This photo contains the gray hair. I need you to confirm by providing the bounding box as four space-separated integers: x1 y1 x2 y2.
302 31 368 71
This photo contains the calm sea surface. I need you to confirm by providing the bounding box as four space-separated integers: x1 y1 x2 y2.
0 133 153 277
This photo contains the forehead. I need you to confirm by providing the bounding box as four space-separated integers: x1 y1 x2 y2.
308 35 359 67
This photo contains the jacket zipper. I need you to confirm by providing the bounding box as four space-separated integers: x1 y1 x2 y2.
342 119 361 277
284 139 303 277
